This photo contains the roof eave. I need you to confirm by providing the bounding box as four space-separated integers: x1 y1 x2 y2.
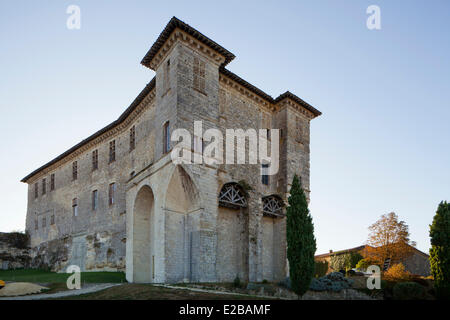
275 91 322 117
21 77 156 183
141 16 235 69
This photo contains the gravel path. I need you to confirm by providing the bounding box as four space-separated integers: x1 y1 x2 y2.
0 283 120 300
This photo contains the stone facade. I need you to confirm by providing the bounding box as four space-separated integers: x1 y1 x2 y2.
21 17 321 282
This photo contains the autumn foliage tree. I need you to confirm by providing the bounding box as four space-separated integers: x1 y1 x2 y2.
366 212 416 267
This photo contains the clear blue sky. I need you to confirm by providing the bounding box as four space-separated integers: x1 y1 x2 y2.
1 1 449 255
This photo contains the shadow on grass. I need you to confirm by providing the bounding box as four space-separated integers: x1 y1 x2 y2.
0 269 126 284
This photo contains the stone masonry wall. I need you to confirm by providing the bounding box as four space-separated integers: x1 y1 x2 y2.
23 26 316 281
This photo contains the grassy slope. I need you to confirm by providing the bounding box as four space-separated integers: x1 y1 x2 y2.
0 269 126 283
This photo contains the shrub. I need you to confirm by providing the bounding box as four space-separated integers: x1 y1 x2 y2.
233 275 241 288
330 252 363 271
384 263 411 281
286 175 316 296
356 258 378 271
309 272 354 292
309 278 327 291
349 252 364 269
393 282 425 300
278 277 291 289
411 276 430 288
346 270 356 276
330 254 349 271
314 261 328 278
429 201 450 300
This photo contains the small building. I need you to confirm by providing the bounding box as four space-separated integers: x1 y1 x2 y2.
315 244 431 276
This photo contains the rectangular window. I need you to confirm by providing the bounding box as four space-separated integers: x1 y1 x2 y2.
34 219 38 230
163 59 170 92
109 140 116 163
92 190 98 211
193 56 206 93
92 149 98 170
34 183 38 199
42 178 46 195
42 217 46 228
262 113 271 140
262 164 269 185
72 198 78 217
130 126 136 152
109 183 116 206
50 174 55 191
296 116 302 143
194 135 203 154
163 122 170 153
50 214 55 225
73 161 78 180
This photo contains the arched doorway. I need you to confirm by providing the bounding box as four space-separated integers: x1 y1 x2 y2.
261 195 285 281
132 185 155 283
216 182 249 282
164 166 200 283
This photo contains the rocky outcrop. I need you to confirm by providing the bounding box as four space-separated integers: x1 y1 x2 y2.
0 232 31 269
30 237 71 271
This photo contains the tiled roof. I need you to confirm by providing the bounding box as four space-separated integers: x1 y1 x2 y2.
219 67 322 117
219 67 274 102
22 17 322 183
274 91 322 117
315 245 368 258
315 244 430 259
141 17 235 68
21 78 155 183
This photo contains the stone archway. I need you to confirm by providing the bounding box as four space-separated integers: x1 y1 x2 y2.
164 165 200 283
132 185 155 283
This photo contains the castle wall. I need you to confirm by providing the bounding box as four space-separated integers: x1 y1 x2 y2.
22 24 317 282
25 96 157 271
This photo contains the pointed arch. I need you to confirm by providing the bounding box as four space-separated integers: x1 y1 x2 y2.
165 165 200 213
218 182 248 209
164 165 201 283
262 195 285 218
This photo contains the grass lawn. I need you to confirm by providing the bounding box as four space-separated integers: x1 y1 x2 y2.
0 269 127 284
54 283 274 300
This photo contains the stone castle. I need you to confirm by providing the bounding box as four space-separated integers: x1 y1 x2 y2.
21 17 321 283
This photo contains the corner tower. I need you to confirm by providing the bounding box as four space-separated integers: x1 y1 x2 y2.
141 17 236 150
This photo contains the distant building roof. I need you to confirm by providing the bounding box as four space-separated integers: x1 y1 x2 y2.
315 245 368 259
315 243 429 259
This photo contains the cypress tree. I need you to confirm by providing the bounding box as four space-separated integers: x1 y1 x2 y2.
286 174 317 296
429 201 450 299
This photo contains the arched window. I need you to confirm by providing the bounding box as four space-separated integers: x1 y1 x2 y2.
219 183 247 209
262 195 284 217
